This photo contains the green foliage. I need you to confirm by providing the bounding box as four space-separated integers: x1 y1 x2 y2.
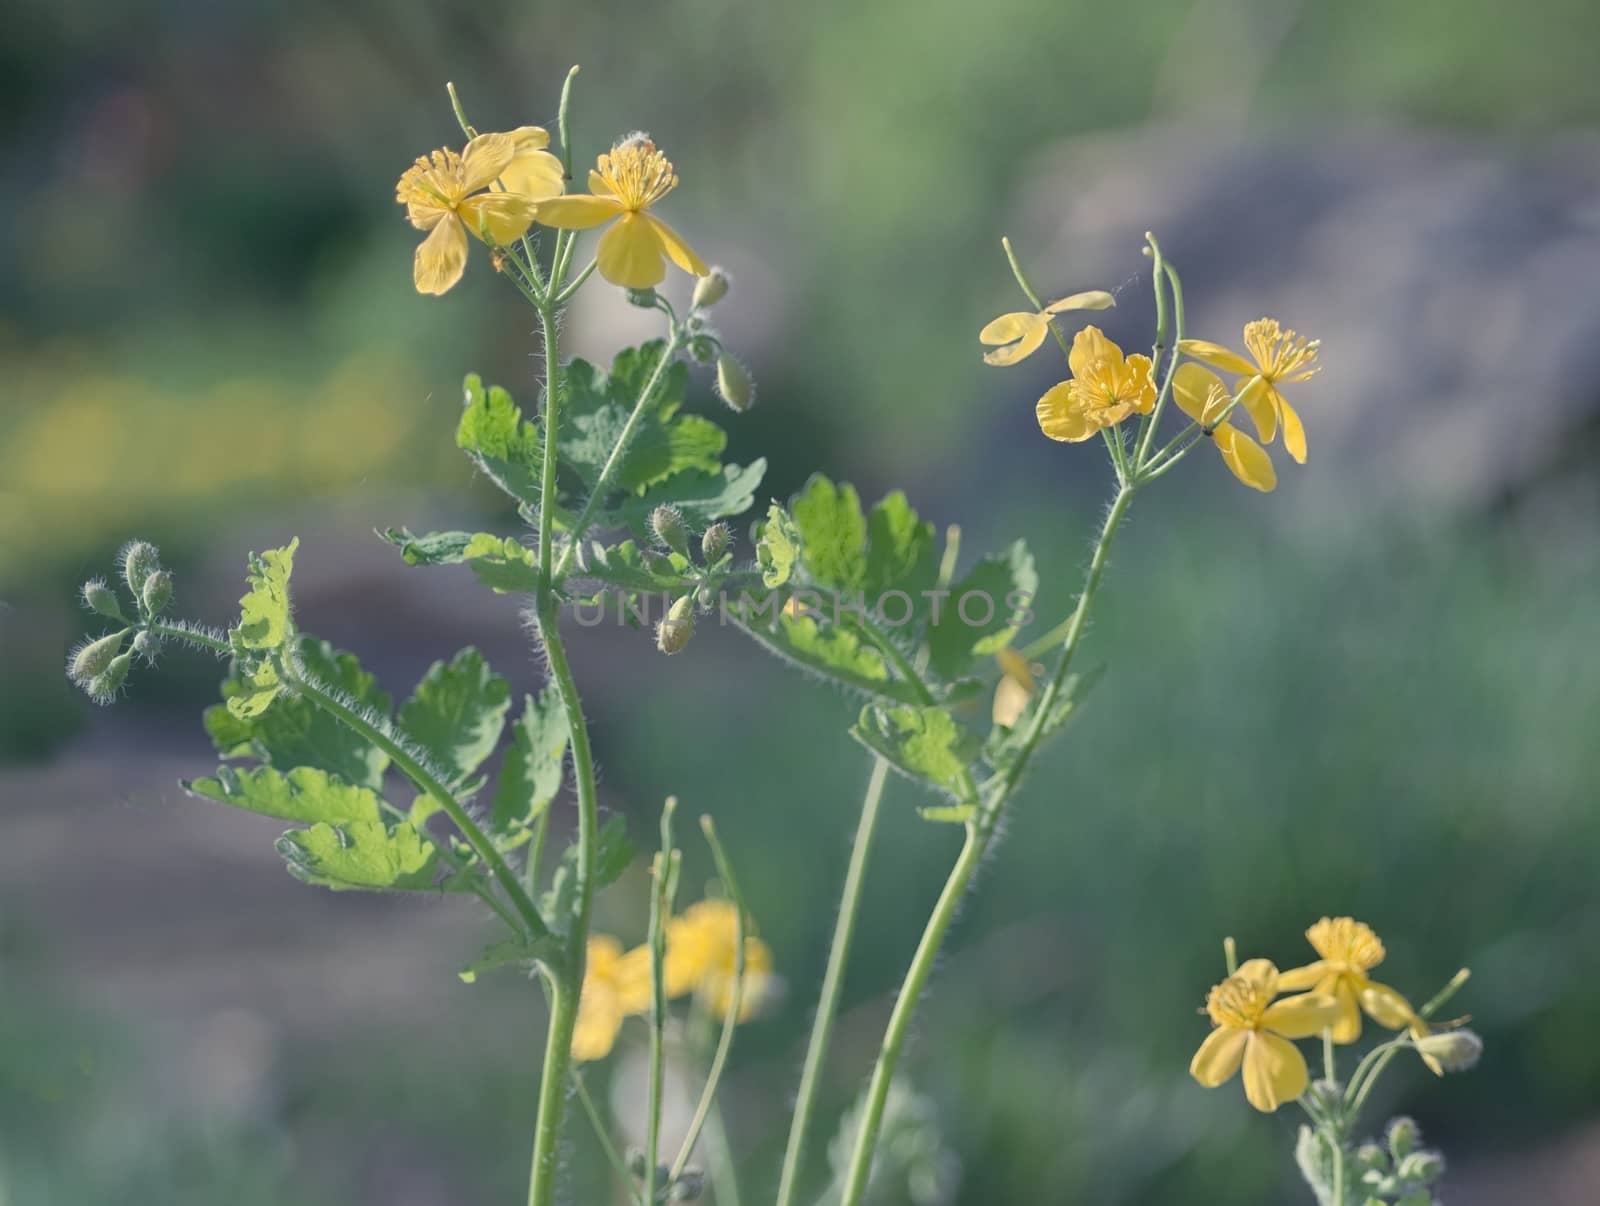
277 819 444 892
756 502 800 587
491 687 570 848
539 816 634 931
789 476 870 590
599 460 766 537
398 648 512 787
183 764 384 825
926 541 1038 678
381 527 475 566
234 539 299 651
457 374 544 506
458 937 561 984
205 638 392 790
461 534 539 594
568 539 697 592
852 702 979 804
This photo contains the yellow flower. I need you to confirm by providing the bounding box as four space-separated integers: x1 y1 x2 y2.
1172 363 1277 492
1190 958 1342 1113
535 135 708 289
396 127 564 296
978 291 1116 366
1277 917 1419 1045
572 935 651 1062
992 647 1036 727
663 899 774 1022
1178 318 1321 463
1035 326 1156 442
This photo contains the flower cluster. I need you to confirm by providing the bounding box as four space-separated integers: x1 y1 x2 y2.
574 898 774 1062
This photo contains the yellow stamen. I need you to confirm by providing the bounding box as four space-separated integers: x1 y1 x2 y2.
594 136 678 212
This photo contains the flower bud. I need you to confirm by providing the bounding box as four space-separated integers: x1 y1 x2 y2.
656 595 696 655
692 267 730 309
688 334 718 364
1413 1028 1482 1075
625 287 658 308
1385 1116 1421 1161
132 630 160 663
80 578 125 619
701 522 731 563
1354 1142 1388 1174
1396 1150 1445 1186
650 505 690 557
141 570 173 616
670 1169 706 1201
714 354 754 412
85 652 134 704
68 629 129 685
120 540 161 600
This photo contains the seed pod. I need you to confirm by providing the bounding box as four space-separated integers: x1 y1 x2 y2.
650 505 690 557
80 578 125 619
656 595 696 654
714 354 754 412
68 629 129 685
701 522 731 563
692 268 730 309
141 570 174 616
85 652 134 704
120 540 161 600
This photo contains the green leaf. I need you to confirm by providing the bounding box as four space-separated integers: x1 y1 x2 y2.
539 816 634 928
864 490 938 600
492 687 570 845
206 638 393 790
755 502 800 588
851 703 980 797
790 475 867 591
462 533 539 594
729 608 926 703
379 527 474 566
225 661 284 721
457 374 543 505
398 648 512 785
459 937 561 984
604 460 767 538
184 765 384 825
277 820 442 892
235 537 299 651
927 540 1038 679
569 540 696 593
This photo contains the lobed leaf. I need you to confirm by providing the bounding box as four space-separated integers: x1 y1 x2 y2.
398 648 512 786
458 374 543 506
851 703 981 799
539 816 633 929
234 537 299 651
277 819 442 892
491 686 570 847
380 527 475 566
184 764 384 826
926 540 1038 679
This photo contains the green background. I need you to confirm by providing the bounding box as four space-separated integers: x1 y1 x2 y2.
3 0 1598 1202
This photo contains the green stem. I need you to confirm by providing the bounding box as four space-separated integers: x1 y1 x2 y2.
573 1072 644 1206
527 979 580 1206
556 257 600 304
774 756 891 1206
535 300 565 592
277 652 548 941
644 799 682 1206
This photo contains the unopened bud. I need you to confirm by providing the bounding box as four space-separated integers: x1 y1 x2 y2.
650 505 689 557
1396 1150 1445 1185
1303 1079 1342 1115
642 549 677 576
120 540 161 600
692 267 730 309
68 629 130 685
1414 1028 1482 1074
1354 1143 1388 1173
701 522 731 563
132 630 160 663
656 595 696 654
688 334 718 364
141 570 173 616
715 354 754 412
85 652 134 704
80 578 124 619
625 287 658 308
670 1169 706 1201
1386 1116 1421 1161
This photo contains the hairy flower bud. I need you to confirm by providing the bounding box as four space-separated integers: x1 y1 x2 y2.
669 1169 706 1201
1397 1149 1446 1186
120 540 162 600
656 594 696 654
80 578 125 619
85 652 134 704
715 354 754 412
701 522 731 563
650 505 690 557
68 629 130 685
132 630 160 663
625 287 659 308
1354 1142 1388 1173
688 334 719 364
141 570 174 616
1386 1116 1421 1161
692 267 730 309
1414 1028 1482 1074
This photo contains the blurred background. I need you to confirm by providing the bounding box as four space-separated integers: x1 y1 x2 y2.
3 0 1599 1201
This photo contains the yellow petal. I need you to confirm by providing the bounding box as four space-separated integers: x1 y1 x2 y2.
501 149 566 203
1178 339 1257 377
572 989 622 1061
458 192 538 245
589 168 615 197
1214 426 1278 492
1360 981 1417 1030
1277 391 1308 464
1173 363 1227 425
1067 325 1116 382
1275 961 1329 992
1241 1031 1309 1112
1190 1026 1248 1087
596 213 667 288
992 676 1030 727
643 213 709 277
1236 376 1277 444
405 198 449 232
460 132 516 193
1261 991 1343 1039
1328 976 1363 1044
702 935 774 1022
505 125 551 152
413 213 468 296
613 945 654 1015
1035 382 1096 442
980 314 1048 366
1044 290 1116 313
1235 958 1279 988
536 193 626 230
1125 353 1157 414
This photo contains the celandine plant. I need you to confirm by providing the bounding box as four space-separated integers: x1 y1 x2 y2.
63 69 1482 1206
